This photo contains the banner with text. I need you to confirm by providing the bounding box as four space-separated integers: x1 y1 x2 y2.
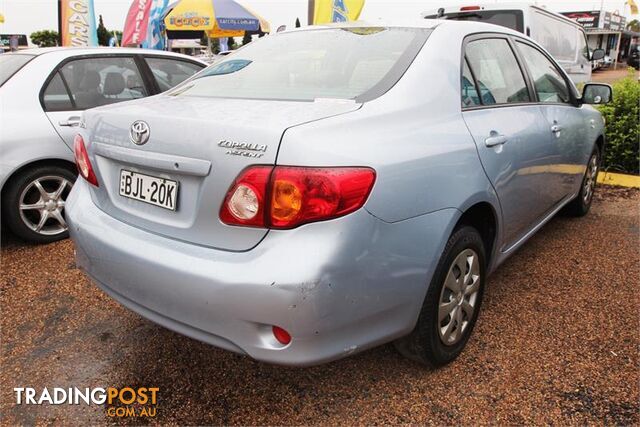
122 0 153 47
60 0 98 46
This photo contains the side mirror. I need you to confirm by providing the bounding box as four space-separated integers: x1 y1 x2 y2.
591 49 605 61
581 83 612 105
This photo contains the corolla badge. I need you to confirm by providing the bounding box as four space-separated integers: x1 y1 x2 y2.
218 140 267 158
130 121 150 145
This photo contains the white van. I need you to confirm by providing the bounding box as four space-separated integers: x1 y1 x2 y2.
423 3 604 84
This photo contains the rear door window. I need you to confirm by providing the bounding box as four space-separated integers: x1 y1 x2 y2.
461 59 480 107
144 57 204 92
57 56 148 110
464 38 530 106
42 72 74 111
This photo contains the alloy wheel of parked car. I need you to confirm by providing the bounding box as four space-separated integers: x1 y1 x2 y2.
582 154 598 205
438 248 481 346
19 175 72 236
566 147 600 217
2 165 76 244
394 226 486 366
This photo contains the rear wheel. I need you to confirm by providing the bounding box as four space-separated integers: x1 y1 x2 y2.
566 147 599 217
2 165 76 244
394 226 486 367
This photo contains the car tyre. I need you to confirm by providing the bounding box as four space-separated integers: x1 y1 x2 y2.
394 225 486 367
566 147 600 217
2 164 76 244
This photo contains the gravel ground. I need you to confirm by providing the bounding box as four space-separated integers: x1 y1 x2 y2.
591 67 639 84
1 186 638 426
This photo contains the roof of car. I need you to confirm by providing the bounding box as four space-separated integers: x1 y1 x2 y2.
11 47 207 64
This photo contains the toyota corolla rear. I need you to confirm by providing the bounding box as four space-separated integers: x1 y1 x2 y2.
66 26 445 365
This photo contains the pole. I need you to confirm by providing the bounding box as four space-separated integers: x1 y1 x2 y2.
308 0 315 25
58 0 63 46
614 27 622 68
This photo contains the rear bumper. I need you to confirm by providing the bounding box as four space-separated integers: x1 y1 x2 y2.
67 179 459 366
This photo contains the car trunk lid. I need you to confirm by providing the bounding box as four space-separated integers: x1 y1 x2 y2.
83 95 360 251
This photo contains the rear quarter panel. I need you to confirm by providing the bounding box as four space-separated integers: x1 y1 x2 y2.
278 25 499 224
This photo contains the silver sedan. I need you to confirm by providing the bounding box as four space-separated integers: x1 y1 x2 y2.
67 21 611 366
0 48 205 243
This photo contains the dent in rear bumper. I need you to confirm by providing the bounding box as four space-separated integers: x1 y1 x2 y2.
67 179 460 366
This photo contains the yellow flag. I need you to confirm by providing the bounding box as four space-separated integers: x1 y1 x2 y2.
0 13 5 23
628 0 639 15
313 0 365 25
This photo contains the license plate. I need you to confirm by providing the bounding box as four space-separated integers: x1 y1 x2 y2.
119 170 178 211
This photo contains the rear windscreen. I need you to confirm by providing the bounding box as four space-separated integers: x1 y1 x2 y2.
425 10 524 33
170 27 431 102
0 54 35 87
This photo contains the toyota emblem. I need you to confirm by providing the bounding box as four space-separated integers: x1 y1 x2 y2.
130 121 150 145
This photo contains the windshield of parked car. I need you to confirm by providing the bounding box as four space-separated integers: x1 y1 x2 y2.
170 27 431 102
0 54 35 87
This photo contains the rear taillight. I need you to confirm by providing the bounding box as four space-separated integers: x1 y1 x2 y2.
220 166 376 229
269 167 376 228
219 166 271 227
73 134 98 187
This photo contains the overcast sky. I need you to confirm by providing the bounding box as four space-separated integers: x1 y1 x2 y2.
0 0 636 39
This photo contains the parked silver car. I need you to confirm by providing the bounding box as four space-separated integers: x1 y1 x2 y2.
67 21 611 367
0 48 206 243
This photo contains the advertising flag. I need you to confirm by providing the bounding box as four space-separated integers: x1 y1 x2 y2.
122 0 153 47
312 0 365 24
142 0 168 50
59 0 98 46
627 0 638 15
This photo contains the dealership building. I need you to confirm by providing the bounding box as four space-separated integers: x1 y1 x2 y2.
561 10 639 66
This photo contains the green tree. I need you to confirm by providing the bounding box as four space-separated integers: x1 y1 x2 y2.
97 15 110 46
200 35 220 54
30 30 59 47
627 19 640 32
295 17 301 28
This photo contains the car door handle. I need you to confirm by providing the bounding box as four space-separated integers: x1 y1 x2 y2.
484 133 508 147
59 116 82 127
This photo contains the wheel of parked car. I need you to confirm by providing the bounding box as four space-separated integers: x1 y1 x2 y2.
394 226 486 366
566 147 600 217
2 164 76 244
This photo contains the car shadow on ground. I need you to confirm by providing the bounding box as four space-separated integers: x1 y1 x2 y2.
0 225 36 250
